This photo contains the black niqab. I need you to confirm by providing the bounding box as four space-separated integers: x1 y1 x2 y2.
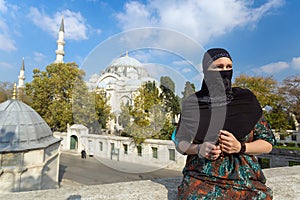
176 70 262 144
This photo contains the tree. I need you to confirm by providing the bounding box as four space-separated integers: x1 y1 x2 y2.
234 74 293 131
0 81 13 103
279 75 300 123
160 76 175 93
26 62 86 131
94 89 112 130
123 81 167 144
181 81 195 101
159 76 180 118
119 102 131 129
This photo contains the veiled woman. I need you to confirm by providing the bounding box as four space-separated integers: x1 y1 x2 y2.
174 48 276 199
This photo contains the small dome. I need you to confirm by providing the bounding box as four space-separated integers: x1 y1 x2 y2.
0 100 60 152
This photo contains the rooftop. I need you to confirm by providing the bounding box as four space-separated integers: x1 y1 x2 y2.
0 99 60 152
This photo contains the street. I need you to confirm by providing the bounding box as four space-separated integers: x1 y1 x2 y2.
59 153 183 186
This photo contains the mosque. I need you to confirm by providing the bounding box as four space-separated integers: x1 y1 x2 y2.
87 52 158 133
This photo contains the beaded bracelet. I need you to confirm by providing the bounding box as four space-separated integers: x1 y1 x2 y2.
239 142 246 154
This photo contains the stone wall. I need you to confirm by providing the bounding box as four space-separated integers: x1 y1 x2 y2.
0 142 60 193
258 148 300 168
0 166 299 200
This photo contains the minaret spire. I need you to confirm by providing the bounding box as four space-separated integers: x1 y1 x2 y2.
55 16 65 63
18 57 25 89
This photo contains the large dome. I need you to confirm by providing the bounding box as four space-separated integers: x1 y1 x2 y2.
0 100 60 152
109 56 143 68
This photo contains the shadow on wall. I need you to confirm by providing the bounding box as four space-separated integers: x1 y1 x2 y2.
66 194 82 200
59 164 67 184
0 128 17 149
152 177 182 200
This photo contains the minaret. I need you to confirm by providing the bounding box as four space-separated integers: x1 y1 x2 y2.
17 57 25 89
55 17 65 63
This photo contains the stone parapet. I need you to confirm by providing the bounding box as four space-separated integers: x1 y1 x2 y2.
0 166 299 200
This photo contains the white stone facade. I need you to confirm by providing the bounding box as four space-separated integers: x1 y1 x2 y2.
54 124 186 171
0 142 60 193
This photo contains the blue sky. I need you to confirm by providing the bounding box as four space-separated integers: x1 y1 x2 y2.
1 0 300 94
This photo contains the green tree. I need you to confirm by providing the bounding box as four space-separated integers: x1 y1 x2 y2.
0 81 13 103
26 62 86 131
124 81 167 144
119 102 131 129
234 74 293 131
279 75 300 123
94 89 112 130
159 76 180 118
160 76 175 93
181 81 195 101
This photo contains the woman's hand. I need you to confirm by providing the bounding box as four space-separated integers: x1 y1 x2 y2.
199 142 222 160
219 130 241 154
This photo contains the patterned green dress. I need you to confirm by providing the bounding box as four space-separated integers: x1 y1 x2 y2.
177 117 277 200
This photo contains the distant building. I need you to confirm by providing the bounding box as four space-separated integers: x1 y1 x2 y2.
88 52 159 133
0 84 61 193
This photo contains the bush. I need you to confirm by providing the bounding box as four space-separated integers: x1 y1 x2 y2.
276 142 283 146
284 142 296 147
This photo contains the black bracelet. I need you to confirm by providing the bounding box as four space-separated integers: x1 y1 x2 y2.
239 142 246 154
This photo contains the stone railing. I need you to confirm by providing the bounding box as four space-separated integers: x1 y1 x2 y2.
0 166 299 200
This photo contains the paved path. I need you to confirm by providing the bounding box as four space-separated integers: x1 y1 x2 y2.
59 152 182 186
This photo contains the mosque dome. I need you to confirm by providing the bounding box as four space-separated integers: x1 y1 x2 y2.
109 56 143 68
0 99 60 153
104 54 149 78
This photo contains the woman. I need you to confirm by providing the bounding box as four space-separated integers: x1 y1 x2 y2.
174 48 276 199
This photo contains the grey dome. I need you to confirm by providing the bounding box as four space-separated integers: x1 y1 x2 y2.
110 56 143 68
0 100 60 153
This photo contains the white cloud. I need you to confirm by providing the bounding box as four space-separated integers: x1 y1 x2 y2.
33 51 47 63
173 60 191 66
182 68 192 73
0 34 17 52
291 57 300 69
254 61 289 74
28 8 95 41
0 1 17 52
0 61 13 69
0 0 7 13
115 0 284 45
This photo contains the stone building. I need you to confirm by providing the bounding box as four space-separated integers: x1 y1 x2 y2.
88 52 159 133
0 86 61 193
54 124 186 171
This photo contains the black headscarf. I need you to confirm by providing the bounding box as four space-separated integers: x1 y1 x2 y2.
176 48 262 144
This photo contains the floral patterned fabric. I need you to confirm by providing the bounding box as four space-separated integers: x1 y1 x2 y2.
178 117 277 200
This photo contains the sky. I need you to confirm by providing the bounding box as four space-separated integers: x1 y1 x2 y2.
1 0 300 94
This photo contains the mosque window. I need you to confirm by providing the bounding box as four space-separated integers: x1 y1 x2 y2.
99 142 103 151
169 149 175 161
111 143 115 151
123 144 128 154
152 147 158 159
137 145 142 156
